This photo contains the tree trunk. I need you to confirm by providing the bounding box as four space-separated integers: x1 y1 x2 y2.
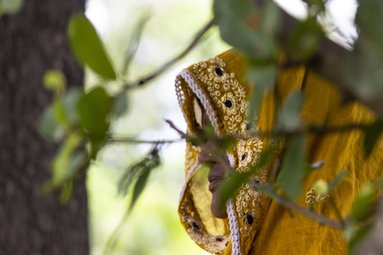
0 1 89 254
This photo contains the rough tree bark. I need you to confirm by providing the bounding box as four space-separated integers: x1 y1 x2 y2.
0 1 88 255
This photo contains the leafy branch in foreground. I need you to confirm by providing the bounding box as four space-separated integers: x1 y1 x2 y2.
38 1 383 253
104 145 161 255
108 136 182 145
38 13 214 200
122 18 215 90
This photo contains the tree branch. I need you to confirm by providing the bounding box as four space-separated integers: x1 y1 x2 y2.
255 182 343 229
122 18 215 90
108 136 182 145
164 119 188 138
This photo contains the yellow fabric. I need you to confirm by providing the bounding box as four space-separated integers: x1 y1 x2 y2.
251 73 383 255
175 49 383 255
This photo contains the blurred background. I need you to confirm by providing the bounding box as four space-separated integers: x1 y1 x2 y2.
84 1 227 254
84 0 357 254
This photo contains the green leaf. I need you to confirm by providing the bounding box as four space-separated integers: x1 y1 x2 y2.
364 120 383 158
121 13 150 77
67 14 116 80
118 148 161 196
345 223 373 253
62 88 84 125
43 70 66 94
53 100 69 126
356 0 383 45
276 134 306 199
287 17 324 61
217 145 275 208
128 150 159 211
129 165 152 211
345 40 383 98
350 183 376 222
261 0 281 37
38 105 65 141
218 136 235 151
60 181 74 204
113 92 128 117
277 91 303 131
213 0 280 61
218 171 249 209
0 0 23 15
247 65 277 129
67 151 87 176
77 86 112 139
52 133 83 185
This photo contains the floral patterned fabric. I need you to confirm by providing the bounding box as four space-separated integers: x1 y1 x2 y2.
174 49 382 255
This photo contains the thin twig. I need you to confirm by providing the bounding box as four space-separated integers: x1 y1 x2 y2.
165 119 348 229
269 158 281 183
122 18 215 90
255 183 343 229
243 123 369 140
109 137 182 145
328 196 347 229
164 119 188 138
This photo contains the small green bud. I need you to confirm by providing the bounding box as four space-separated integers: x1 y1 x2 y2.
43 70 66 95
313 179 328 195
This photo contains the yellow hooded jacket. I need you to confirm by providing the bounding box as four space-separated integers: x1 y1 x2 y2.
175 49 383 255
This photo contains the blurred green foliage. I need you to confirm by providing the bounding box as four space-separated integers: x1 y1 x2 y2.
0 0 23 16
37 0 383 254
68 14 117 80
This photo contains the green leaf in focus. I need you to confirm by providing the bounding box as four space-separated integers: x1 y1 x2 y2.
247 65 276 129
113 92 128 117
364 119 383 158
38 106 65 141
276 134 306 199
67 14 116 80
350 183 376 222
77 86 112 139
277 90 303 131
43 70 66 95
0 0 23 15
